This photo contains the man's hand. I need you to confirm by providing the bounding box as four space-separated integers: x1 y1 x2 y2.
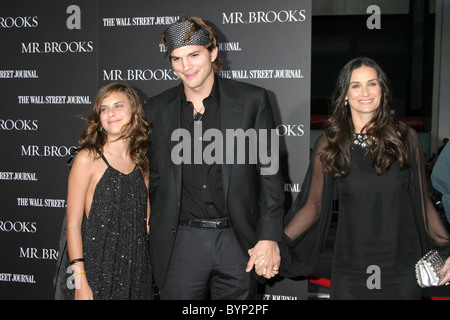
246 240 280 279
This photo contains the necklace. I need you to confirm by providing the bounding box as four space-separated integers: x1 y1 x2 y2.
193 112 203 123
353 133 369 148
193 105 204 124
193 105 204 118
186 95 204 123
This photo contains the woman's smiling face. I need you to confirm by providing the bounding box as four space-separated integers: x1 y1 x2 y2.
346 65 382 119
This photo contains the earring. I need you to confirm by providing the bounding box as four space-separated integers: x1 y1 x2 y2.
344 100 348 106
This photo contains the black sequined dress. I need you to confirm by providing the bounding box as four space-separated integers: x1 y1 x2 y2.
67 154 152 300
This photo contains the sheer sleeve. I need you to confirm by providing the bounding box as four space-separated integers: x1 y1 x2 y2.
280 135 335 277
408 128 450 256
284 135 329 240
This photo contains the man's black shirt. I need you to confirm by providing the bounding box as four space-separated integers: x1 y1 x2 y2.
180 77 228 220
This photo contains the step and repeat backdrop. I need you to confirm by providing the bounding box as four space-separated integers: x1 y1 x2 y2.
0 0 311 299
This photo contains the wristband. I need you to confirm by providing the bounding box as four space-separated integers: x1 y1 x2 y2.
69 258 85 265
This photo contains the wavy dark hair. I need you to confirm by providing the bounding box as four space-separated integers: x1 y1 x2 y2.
78 82 150 178
320 57 409 178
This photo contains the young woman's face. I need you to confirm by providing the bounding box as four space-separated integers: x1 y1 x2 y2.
99 91 133 138
345 65 382 118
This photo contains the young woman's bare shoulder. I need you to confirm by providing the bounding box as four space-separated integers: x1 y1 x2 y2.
71 149 99 171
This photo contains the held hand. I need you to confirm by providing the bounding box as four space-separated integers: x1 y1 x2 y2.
438 256 450 286
246 240 280 279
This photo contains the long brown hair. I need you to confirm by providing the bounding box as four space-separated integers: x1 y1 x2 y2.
78 82 150 178
320 57 409 178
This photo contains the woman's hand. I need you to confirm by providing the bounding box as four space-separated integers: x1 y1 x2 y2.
74 273 94 300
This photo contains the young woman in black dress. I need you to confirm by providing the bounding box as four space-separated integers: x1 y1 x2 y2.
66 82 152 300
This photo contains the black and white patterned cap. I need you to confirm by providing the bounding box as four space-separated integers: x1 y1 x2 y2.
164 21 210 54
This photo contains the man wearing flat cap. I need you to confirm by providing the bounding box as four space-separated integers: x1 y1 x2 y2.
146 16 284 300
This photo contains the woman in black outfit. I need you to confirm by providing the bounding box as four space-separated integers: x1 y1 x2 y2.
281 57 450 299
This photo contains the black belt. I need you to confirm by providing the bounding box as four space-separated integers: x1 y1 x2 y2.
178 218 231 229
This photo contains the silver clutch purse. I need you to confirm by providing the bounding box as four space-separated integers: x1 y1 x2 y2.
415 250 444 288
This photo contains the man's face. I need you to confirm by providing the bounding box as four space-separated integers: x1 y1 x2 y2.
170 45 218 93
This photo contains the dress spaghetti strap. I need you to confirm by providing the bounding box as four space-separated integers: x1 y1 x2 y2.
95 148 111 168
99 153 111 168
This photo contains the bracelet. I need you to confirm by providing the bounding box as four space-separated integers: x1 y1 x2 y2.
69 258 85 265
77 271 86 275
